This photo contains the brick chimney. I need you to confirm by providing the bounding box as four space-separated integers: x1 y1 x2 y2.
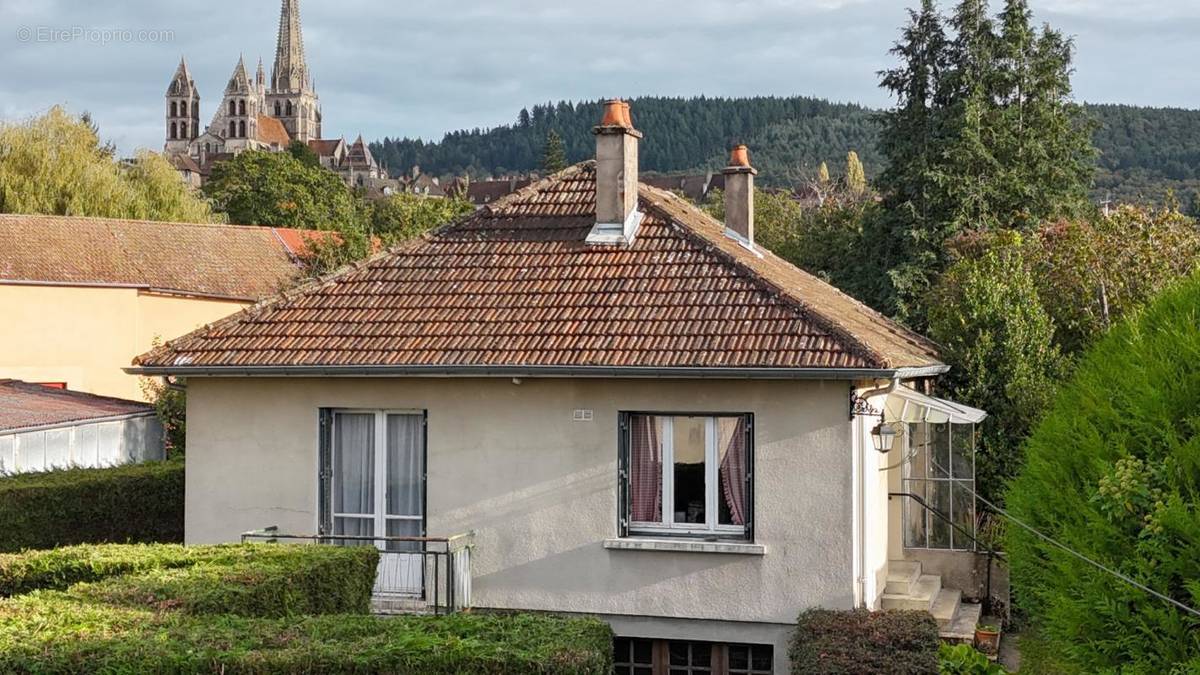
723 144 757 248
588 99 643 244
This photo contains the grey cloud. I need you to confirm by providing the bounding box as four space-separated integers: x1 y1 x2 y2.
0 0 1194 155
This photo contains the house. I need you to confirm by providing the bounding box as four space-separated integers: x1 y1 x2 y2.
131 100 990 672
642 172 718 203
0 214 310 401
0 380 164 475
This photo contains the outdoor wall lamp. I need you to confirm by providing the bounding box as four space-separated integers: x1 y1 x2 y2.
871 420 898 454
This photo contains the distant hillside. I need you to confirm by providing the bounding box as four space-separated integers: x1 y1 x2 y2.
371 96 1200 207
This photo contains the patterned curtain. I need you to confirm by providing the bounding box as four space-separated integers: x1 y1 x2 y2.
719 417 747 526
630 415 662 523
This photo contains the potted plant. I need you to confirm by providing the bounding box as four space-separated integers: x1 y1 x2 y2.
974 623 1001 656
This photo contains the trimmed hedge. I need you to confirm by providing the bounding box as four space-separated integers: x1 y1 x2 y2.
0 596 613 674
789 608 939 674
66 546 379 617
0 459 184 552
0 543 613 673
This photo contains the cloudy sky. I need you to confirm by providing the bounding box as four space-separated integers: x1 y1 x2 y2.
1 0 1196 155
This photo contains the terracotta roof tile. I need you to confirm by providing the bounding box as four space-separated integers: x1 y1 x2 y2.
136 163 942 372
0 214 301 300
0 380 153 432
256 115 290 147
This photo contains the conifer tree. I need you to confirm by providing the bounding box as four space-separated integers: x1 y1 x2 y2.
846 151 867 196
541 130 567 173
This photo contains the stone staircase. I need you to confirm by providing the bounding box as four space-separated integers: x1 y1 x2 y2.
882 560 981 642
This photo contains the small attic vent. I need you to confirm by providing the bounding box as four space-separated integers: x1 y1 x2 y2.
573 409 594 422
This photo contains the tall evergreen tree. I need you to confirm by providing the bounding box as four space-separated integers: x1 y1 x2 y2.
846 151 867 196
541 130 567 173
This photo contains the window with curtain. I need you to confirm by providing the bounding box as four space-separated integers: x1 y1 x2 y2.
621 413 753 539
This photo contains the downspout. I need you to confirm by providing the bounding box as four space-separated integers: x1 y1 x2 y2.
854 378 899 609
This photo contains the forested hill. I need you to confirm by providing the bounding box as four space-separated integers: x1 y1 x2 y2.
371 97 881 187
371 96 1200 204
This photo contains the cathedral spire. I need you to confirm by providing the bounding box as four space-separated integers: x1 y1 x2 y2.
270 0 310 93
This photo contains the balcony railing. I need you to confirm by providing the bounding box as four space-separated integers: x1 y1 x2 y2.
240 526 474 615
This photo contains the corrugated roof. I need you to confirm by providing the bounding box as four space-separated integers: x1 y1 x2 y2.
0 380 153 432
0 214 302 300
135 162 942 373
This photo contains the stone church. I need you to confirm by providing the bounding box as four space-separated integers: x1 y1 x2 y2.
164 0 388 191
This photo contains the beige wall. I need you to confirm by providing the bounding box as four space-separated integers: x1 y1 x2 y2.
186 376 859 626
0 284 247 401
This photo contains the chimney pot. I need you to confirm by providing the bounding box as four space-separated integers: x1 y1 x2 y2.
599 99 628 128
729 144 751 168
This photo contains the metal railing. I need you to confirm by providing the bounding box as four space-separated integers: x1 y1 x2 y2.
240 526 474 615
889 492 1004 614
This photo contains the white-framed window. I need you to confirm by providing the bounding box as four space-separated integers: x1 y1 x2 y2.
619 412 753 540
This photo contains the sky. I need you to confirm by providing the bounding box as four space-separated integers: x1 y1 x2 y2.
1 0 1197 156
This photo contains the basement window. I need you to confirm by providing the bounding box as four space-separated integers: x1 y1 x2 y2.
618 412 753 540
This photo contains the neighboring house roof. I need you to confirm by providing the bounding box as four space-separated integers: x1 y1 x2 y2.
256 115 291 147
642 174 713 203
169 153 203 174
407 173 445 197
0 380 153 432
134 162 943 375
0 214 302 300
308 138 345 160
464 179 532 205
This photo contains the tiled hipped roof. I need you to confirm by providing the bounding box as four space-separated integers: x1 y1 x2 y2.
0 214 302 300
135 163 942 372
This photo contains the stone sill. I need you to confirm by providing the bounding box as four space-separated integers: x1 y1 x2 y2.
603 538 765 555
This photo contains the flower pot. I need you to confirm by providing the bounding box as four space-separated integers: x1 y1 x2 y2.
974 626 1001 656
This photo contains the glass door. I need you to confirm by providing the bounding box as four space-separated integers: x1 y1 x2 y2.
331 410 426 596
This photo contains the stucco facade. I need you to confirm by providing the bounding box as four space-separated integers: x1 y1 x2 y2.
0 284 248 401
185 376 870 666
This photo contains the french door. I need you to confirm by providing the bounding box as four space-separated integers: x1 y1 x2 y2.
328 410 426 597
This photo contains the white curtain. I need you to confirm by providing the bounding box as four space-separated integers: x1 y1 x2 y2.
386 414 423 518
334 413 375 537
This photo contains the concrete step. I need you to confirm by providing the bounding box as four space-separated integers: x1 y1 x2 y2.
930 588 962 629
881 574 941 611
885 560 922 596
940 601 982 643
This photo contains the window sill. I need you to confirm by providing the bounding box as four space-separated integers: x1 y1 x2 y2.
603 538 764 555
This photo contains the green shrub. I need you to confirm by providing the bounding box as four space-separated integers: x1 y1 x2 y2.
1005 272 1200 672
66 545 379 617
938 643 1006 674
789 608 939 674
0 459 184 552
0 595 612 674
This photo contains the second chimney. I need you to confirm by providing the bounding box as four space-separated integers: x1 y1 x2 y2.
589 99 643 243
723 145 757 248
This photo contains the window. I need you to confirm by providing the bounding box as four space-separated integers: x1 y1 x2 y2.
170 101 177 117
238 99 246 115
613 638 772 675
229 99 237 116
169 122 177 140
192 101 199 118
903 421 976 550
229 120 236 137
619 413 753 539
286 100 293 116
238 120 246 138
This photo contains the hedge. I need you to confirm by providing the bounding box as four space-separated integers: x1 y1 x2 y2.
0 459 184 552
1005 272 1200 672
789 608 939 674
0 543 613 673
0 596 613 674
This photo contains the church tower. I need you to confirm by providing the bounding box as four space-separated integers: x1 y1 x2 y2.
266 0 321 143
164 58 200 155
212 56 268 151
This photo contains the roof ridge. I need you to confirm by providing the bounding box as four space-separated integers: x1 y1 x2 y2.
476 161 594 218
0 212 280 232
636 184 939 370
